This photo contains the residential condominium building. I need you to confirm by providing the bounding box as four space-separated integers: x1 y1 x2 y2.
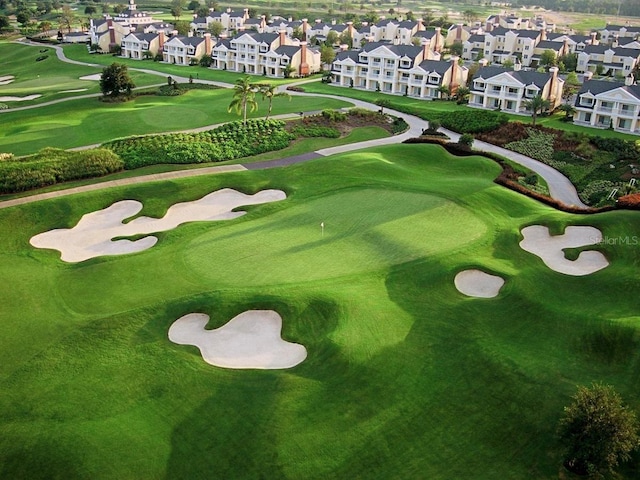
211 31 320 77
600 24 640 44
573 76 640 134
89 18 130 52
468 65 564 114
163 32 212 65
576 45 640 76
331 42 467 98
121 31 165 59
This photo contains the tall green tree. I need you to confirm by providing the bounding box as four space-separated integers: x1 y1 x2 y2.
320 44 336 68
228 76 258 125
257 83 290 119
523 94 550 126
100 63 135 98
559 383 640 476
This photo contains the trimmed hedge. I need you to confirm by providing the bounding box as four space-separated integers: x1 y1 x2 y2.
104 119 294 169
0 148 124 194
290 126 341 138
433 110 509 134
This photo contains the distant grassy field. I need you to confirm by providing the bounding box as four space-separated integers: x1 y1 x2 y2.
0 88 351 155
0 42 162 105
1 144 639 479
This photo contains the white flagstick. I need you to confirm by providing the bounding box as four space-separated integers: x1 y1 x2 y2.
320 222 324 238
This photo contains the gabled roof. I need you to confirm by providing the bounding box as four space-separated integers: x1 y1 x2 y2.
397 20 418 29
233 32 278 44
335 50 359 62
575 79 640 102
613 47 640 57
361 42 422 58
536 40 562 50
418 59 452 75
515 30 540 39
466 34 484 43
375 19 397 27
275 45 299 57
474 66 554 89
583 45 610 54
245 18 262 25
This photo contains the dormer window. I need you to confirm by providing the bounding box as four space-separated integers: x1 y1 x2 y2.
428 75 439 84
474 80 485 90
579 96 594 106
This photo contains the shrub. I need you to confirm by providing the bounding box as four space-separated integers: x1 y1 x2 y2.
290 126 340 138
286 86 305 92
104 119 294 169
458 133 474 148
505 128 555 163
0 148 124 194
617 193 640 209
434 110 508 134
391 116 408 134
321 109 347 122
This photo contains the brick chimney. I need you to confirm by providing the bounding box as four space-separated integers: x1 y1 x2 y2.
299 41 309 76
562 38 569 56
548 66 559 104
434 27 441 52
590 31 597 44
539 27 546 41
417 18 424 31
158 30 165 50
204 32 211 54
347 21 354 38
456 23 463 41
583 71 593 81
279 29 286 46
339 44 349 51
107 20 116 49
243 8 249 20
422 39 431 60
448 57 459 94
302 18 308 40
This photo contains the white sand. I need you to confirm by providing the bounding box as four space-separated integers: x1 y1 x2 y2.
0 75 15 85
79 74 102 81
519 225 609 276
30 188 286 262
455 269 505 298
168 310 307 369
60 88 88 93
0 94 41 102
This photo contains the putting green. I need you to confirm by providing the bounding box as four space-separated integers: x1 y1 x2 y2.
184 189 487 285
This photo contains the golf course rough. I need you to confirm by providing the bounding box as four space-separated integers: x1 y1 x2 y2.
29 188 286 262
168 310 307 369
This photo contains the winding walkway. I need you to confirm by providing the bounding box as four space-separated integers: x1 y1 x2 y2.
0 41 588 209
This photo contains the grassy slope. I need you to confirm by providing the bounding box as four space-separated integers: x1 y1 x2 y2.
0 89 351 155
0 144 639 479
0 42 162 105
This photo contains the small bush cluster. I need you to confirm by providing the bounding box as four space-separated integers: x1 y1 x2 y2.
105 119 294 169
0 148 124 194
321 109 347 122
433 110 509 133
290 126 340 138
390 117 408 134
348 107 378 118
505 128 556 163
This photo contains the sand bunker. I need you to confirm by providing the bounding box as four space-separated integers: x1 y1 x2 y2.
60 88 88 93
455 269 505 298
0 75 15 85
519 225 609 276
0 94 41 102
30 188 286 262
168 310 307 369
79 74 102 81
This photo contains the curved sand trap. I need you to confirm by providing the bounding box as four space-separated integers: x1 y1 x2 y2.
169 310 307 369
0 75 15 85
60 88 88 93
519 225 609 276
0 94 41 102
79 74 102 81
455 269 505 298
30 188 286 262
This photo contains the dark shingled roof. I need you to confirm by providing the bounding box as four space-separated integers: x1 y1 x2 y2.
361 42 422 58
574 79 640 105
474 66 554 89
335 50 359 62
275 45 300 57
583 45 610 54
233 31 279 44
417 59 451 75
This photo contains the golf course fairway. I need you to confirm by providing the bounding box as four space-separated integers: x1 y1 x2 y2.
1 143 639 479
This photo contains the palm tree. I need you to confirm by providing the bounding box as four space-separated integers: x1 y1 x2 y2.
523 94 551 126
256 83 290 120
437 84 451 100
228 76 258 125
454 86 470 104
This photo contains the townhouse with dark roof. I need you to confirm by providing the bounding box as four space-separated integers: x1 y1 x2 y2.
573 76 640 134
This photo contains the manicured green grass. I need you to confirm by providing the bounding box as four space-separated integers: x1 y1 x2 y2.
0 42 162 105
1 144 639 479
303 82 640 141
0 89 351 155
